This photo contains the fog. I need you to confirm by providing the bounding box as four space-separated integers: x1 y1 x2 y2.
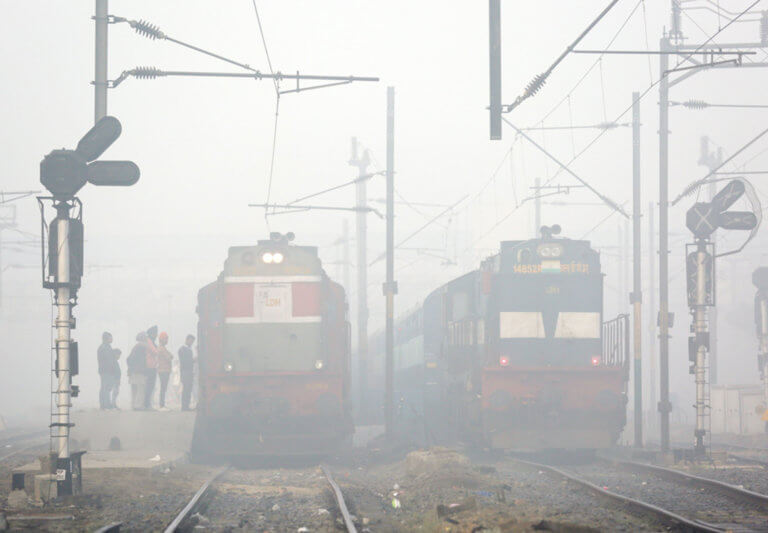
1 0 768 435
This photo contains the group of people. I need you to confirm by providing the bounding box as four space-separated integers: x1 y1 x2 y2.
97 326 196 412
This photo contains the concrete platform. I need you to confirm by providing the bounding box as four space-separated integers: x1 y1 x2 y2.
17 450 185 474
70 408 195 454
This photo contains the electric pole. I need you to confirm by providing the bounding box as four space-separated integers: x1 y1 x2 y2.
384 87 396 437
658 34 672 453
534 177 541 237
631 91 642 447
95 0 108 122
342 219 350 299
648 202 657 434
349 138 370 417
754 268 768 417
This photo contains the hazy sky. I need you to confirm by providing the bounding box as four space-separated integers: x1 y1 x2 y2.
2 1 768 427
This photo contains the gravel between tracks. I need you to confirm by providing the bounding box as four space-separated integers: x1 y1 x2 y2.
570 459 768 531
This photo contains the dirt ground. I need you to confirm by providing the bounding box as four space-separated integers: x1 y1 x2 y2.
0 448 668 532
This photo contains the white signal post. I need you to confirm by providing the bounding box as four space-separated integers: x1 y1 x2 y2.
692 241 708 454
53 204 73 466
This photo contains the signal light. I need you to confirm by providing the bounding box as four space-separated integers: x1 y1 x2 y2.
591 356 600 366
499 355 509 367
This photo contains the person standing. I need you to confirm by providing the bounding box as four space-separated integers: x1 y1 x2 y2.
178 334 196 411
156 332 173 411
97 332 121 409
127 332 148 410
144 325 159 409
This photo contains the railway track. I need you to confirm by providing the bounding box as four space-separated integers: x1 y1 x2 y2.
163 466 228 533
161 464 358 532
518 457 768 532
0 430 48 463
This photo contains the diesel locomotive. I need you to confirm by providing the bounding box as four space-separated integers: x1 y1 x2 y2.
191 232 353 460
370 225 630 450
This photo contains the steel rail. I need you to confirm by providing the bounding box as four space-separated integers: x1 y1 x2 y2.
615 459 768 508
515 459 723 533
729 453 768 468
321 464 357 533
163 467 228 533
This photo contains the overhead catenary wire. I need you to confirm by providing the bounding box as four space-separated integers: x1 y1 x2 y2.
505 0 622 112
370 195 468 266
458 0 643 231
469 1 757 252
250 0 280 216
503 118 628 218
536 0 759 192
282 172 383 207
672 125 768 204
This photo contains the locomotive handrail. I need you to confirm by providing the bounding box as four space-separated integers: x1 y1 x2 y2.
602 313 630 370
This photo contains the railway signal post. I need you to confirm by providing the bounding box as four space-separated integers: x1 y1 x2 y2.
39 116 139 495
685 180 757 454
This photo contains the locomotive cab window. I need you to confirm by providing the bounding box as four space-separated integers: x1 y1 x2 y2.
554 312 600 339
499 311 545 338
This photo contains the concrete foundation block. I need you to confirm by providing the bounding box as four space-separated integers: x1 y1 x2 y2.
33 474 57 503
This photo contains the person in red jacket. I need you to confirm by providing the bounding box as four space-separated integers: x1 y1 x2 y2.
157 332 173 410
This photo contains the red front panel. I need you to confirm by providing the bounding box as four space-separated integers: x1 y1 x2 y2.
482 366 626 412
204 373 345 416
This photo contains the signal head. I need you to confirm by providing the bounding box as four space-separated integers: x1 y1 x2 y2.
40 149 88 200
76 116 122 162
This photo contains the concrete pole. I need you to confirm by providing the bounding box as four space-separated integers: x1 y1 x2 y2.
384 87 396 437
349 138 369 416
648 202 657 433
53 204 72 467
693 241 708 454
534 177 541 238
658 35 672 452
342 219 350 298
632 91 643 447
618 225 624 315
760 297 768 409
94 0 108 123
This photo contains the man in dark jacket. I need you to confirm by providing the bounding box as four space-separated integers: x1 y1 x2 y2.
144 325 159 409
97 332 121 409
178 334 195 411
127 332 148 410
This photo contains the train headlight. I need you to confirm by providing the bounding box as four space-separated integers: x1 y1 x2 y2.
536 244 563 258
314 359 324 370
272 252 284 264
224 362 234 372
262 252 274 264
